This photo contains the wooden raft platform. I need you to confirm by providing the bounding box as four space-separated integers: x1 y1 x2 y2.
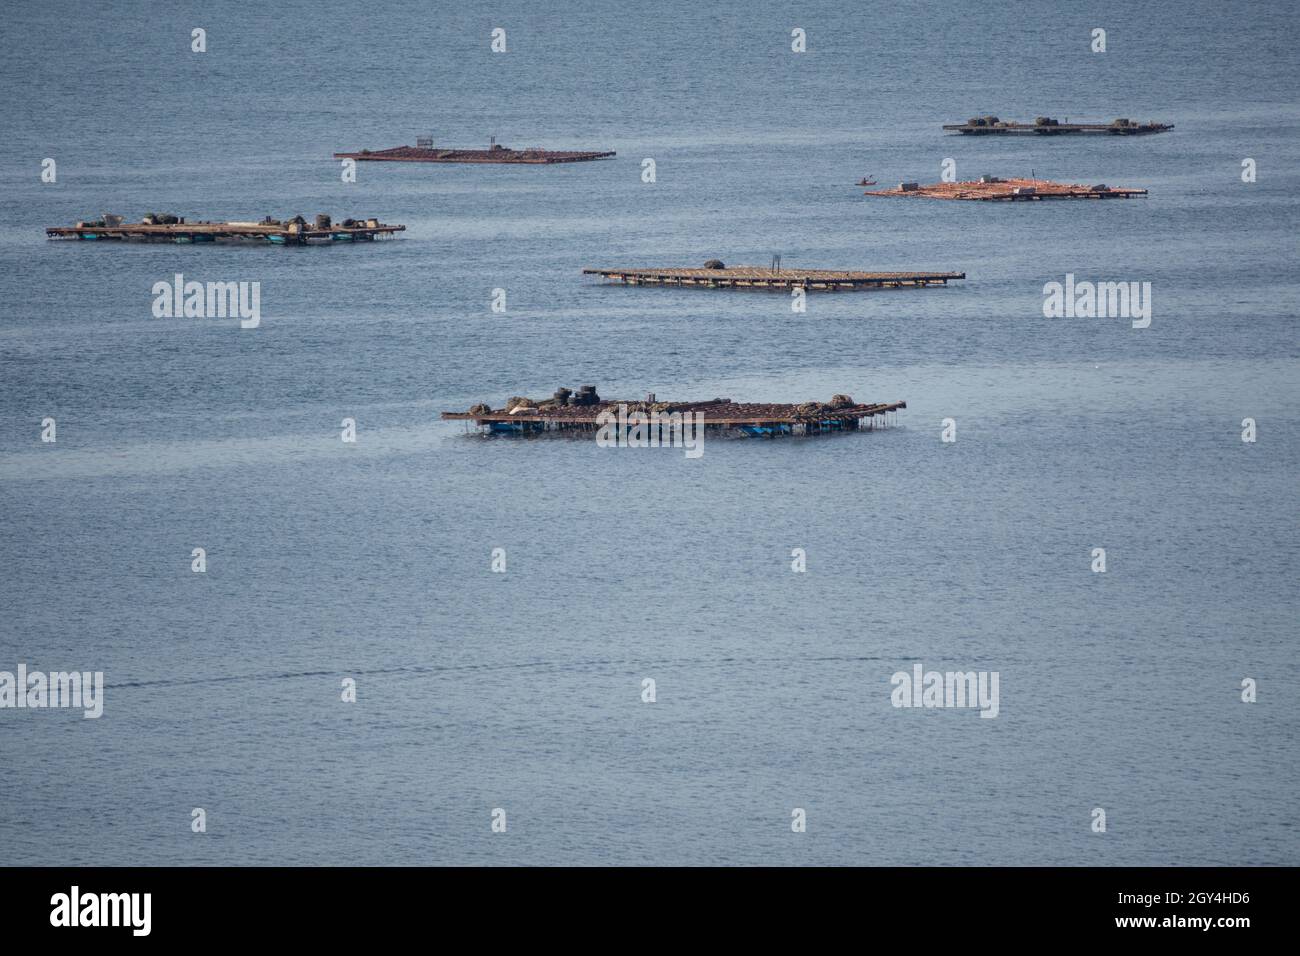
863 178 1147 201
333 142 616 164
442 390 906 437
46 216 405 244
944 118 1173 136
582 265 964 291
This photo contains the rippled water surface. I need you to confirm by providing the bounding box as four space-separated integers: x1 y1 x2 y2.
1 0 1297 864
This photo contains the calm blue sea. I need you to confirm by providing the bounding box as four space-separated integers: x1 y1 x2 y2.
1 0 1297 865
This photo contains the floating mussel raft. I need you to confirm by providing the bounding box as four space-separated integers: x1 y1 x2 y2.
943 115 1173 135
334 135 615 164
441 386 907 438
583 261 963 291
863 177 1148 201
46 213 405 244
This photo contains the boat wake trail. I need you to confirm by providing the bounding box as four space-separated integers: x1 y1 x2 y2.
102 655 923 691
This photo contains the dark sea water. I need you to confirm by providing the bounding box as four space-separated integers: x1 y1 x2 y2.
1 0 1297 865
